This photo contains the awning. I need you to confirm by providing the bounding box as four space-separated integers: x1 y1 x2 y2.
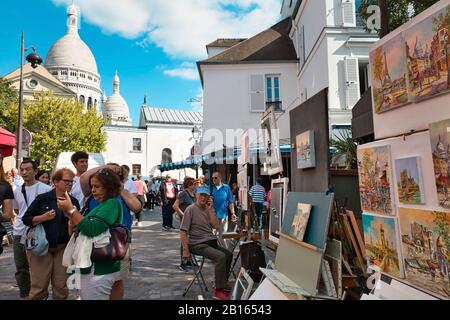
0 127 16 157
158 144 292 172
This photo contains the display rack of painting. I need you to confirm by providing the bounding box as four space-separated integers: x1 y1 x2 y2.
357 145 394 216
370 4 450 114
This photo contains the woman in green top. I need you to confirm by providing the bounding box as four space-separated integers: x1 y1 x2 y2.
57 168 122 300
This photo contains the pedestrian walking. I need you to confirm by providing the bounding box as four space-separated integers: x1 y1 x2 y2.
249 177 266 231
211 172 237 238
134 174 147 227
159 175 178 231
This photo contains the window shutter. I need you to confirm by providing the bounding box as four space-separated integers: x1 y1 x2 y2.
249 75 265 112
344 57 360 109
342 0 356 27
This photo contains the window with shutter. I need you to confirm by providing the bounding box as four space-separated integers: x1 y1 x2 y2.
249 75 265 112
344 57 360 109
342 0 356 27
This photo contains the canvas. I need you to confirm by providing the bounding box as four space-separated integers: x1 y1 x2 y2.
357 145 394 215
362 213 402 278
394 156 425 204
370 33 409 114
261 109 283 176
399 208 450 298
405 5 450 103
296 130 316 169
289 203 312 241
429 118 450 209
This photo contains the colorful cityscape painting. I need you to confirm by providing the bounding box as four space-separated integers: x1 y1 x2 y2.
357 145 393 215
429 119 450 209
289 203 312 241
394 156 425 204
370 33 408 113
399 208 450 298
362 213 402 278
296 130 316 169
405 6 450 102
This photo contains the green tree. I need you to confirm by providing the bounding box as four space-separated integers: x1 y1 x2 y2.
0 78 18 129
0 91 106 169
359 0 440 36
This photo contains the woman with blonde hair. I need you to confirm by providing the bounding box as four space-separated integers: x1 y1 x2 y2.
22 168 80 299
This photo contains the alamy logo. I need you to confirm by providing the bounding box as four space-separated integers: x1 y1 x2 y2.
66 266 81 290
365 5 381 32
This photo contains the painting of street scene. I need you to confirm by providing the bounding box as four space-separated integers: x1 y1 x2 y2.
357 146 393 215
363 213 402 278
395 156 425 204
296 130 315 169
405 6 450 102
289 203 312 241
370 34 408 113
399 208 450 298
429 119 450 209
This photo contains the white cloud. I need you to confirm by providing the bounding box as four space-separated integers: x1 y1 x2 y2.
163 63 199 81
50 0 282 60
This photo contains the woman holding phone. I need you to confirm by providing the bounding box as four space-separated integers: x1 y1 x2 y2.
22 168 80 300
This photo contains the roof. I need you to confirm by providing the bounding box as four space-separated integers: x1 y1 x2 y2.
206 38 247 48
2 63 76 96
198 18 297 65
197 18 298 85
141 106 203 126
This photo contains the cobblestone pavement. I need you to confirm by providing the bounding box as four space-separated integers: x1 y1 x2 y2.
1 206 273 300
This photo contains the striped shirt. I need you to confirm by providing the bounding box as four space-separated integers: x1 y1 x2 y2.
249 184 266 203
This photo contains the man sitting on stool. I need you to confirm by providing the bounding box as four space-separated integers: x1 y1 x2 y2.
180 185 233 300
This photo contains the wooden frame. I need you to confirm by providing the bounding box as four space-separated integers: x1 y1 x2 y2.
230 267 254 300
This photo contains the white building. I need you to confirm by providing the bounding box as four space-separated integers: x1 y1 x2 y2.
287 0 378 131
198 18 299 148
44 3 102 113
199 0 378 151
139 105 203 180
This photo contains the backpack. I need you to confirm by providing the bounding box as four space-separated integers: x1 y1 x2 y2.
239 241 266 282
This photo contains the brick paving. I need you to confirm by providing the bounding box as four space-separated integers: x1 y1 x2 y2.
0 206 274 300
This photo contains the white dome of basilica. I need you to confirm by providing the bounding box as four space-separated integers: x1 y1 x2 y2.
103 71 131 125
44 3 102 113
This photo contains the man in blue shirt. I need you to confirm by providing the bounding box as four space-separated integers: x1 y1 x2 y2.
211 172 237 240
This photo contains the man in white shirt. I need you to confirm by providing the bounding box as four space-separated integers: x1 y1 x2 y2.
70 151 89 208
12 159 52 299
121 165 138 194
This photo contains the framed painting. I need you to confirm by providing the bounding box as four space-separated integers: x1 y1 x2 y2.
370 33 409 114
429 118 450 209
289 203 312 241
394 156 425 204
261 108 283 176
362 213 403 278
296 130 316 169
405 6 450 103
357 145 394 215
399 208 450 298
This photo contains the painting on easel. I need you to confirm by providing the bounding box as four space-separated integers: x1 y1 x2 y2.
399 208 450 298
289 203 312 241
363 213 402 278
429 118 450 209
357 145 394 215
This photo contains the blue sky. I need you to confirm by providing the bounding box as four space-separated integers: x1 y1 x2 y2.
0 0 281 126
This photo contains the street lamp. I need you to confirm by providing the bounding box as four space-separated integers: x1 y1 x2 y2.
191 125 202 178
16 32 42 168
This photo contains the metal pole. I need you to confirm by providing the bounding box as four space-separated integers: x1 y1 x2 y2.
16 32 25 169
379 0 389 37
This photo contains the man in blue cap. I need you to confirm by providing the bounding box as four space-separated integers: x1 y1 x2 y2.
179 185 233 300
249 177 266 230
